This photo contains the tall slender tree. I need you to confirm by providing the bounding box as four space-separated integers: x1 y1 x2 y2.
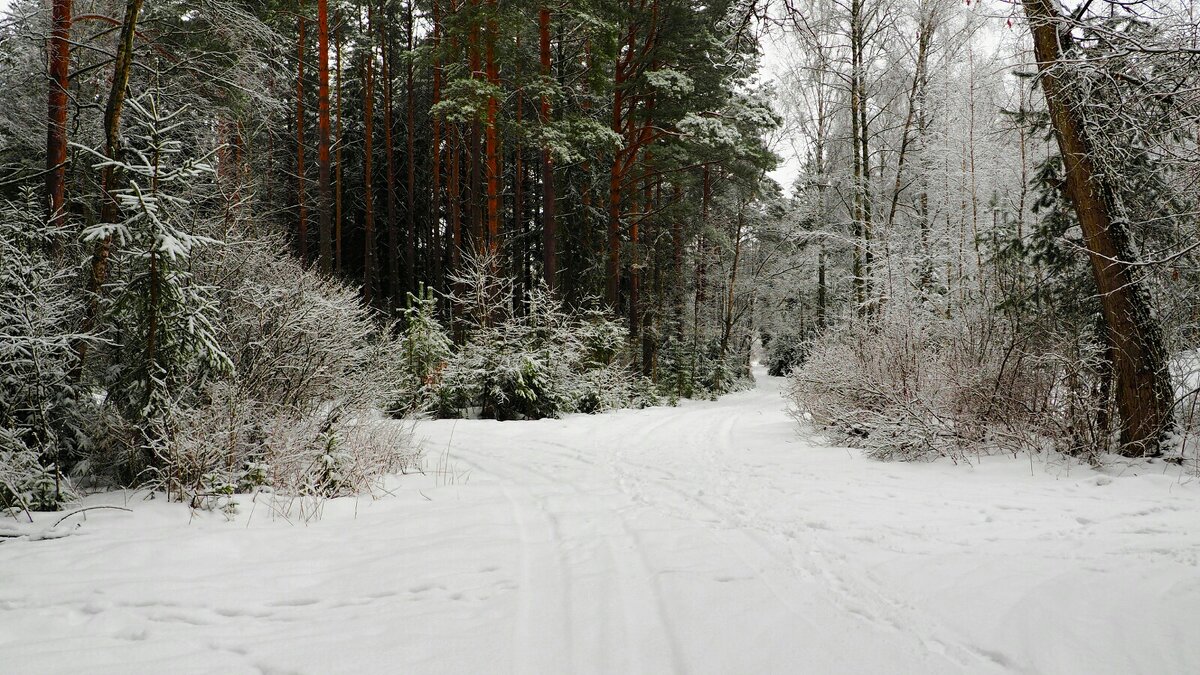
539 6 558 290
363 5 378 305
296 12 309 264
317 0 333 273
406 0 418 296
45 0 71 246
79 0 146 373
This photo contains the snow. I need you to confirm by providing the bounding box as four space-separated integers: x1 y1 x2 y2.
3 368 1200 674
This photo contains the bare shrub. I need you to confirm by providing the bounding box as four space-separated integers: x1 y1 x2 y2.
125 233 420 508
788 307 1108 461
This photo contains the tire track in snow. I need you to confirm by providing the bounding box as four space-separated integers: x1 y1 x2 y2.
422 376 1009 673
443 436 684 674
596 385 1004 673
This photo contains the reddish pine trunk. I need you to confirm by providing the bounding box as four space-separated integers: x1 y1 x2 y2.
46 0 71 245
538 8 558 290
317 0 332 273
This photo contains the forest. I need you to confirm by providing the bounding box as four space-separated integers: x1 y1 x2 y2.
2 0 1200 508
5 0 1200 672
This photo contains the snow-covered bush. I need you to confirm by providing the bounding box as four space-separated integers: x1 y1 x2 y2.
390 286 453 415
0 190 92 510
763 326 809 377
135 231 418 507
788 308 1078 461
205 232 401 417
1168 351 1200 471
435 253 655 419
655 335 752 402
64 93 418 506
153 384 417 508
82 94 231 479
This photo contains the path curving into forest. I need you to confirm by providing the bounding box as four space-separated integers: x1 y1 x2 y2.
3 369 1200 674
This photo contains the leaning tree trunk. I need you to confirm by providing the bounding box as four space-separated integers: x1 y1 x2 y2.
1022 0 1174 455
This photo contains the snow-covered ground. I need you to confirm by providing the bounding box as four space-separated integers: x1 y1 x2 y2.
3 369 1200 674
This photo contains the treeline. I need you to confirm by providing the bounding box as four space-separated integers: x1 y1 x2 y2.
6 0 779 378
764 0 1200 464
0 0 778 511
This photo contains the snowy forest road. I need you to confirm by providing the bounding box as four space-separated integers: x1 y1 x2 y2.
4 369 1200 674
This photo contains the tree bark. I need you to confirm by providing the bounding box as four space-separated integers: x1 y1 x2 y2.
317 0 333 273
363 5 377 305
406 0 418 297
430 0 444 292
45 0 71 247
77 0 144 374
513 40 525 300
484 0 500 257
720 201 745 358
384 19 400 308
468 0 483 254
335 20 344 273
539 7 558 290
1022 0 1175 455
296 15 308 264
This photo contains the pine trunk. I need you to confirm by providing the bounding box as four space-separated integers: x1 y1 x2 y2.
484 0 500 257
384 22 400 308
78 0 144 373
406 0 418 297
45 0 71 246
363 6 377 305
539 7 558 290
430 0 444 291
1022 0 1175 455
296 15 308 264
335 23 344 273
317 0 332 273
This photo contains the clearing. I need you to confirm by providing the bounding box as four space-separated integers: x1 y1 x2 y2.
2 369 1199 674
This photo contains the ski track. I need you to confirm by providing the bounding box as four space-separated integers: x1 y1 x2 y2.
3 368 1200 674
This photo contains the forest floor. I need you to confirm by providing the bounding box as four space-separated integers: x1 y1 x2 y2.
3 369 1200 674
